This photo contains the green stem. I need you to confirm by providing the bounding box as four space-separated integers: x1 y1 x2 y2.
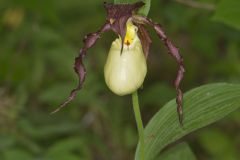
132 91 145 160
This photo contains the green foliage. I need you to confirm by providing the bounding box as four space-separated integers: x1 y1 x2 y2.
213 0 240 30
135 83 240 160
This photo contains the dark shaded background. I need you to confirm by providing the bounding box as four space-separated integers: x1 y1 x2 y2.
0 0 240 159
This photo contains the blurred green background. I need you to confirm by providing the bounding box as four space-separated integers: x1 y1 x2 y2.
0 0 240 159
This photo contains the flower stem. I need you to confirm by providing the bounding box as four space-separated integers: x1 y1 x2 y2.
132 91 145 160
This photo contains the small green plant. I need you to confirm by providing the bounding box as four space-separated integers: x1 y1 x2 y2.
51 1 240 160
52 1 185 160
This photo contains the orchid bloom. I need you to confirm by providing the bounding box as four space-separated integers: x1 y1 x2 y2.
104 19 147 96
52 2 185 125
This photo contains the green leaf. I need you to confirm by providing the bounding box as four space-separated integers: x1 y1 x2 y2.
135 83 240 160
114 0 151 16
213 0 240 30
158 142 197 160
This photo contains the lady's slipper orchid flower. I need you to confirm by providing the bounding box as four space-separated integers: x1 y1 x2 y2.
104 19 147 96
52 2 185 125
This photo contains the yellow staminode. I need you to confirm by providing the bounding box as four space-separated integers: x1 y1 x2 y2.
124 20 138 45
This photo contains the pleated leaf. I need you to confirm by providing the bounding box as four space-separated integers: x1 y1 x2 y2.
135 83 240 160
